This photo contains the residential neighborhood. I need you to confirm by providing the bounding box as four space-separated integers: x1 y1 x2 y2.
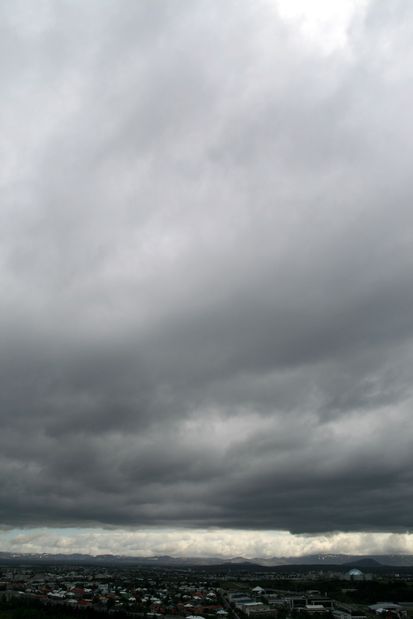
1 564 413 619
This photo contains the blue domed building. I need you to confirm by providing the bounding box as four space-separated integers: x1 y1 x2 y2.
345 568 364 581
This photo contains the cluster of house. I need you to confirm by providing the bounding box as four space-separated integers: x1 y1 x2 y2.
0 567 229 617
0 566 412 619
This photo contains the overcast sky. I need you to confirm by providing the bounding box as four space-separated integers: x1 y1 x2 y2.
1 0 413 558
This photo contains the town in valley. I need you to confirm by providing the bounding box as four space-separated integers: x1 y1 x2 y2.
1 558 413 619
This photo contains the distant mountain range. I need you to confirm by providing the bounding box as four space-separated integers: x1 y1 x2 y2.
1 551 413 567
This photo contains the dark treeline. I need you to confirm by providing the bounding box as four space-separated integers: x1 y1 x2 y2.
0 599 130 619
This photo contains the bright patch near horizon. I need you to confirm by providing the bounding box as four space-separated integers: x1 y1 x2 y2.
2 528 413 559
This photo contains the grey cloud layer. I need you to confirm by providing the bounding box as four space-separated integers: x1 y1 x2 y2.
0 0 413 534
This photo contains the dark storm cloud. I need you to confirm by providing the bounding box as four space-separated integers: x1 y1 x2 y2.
0 0 413 535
